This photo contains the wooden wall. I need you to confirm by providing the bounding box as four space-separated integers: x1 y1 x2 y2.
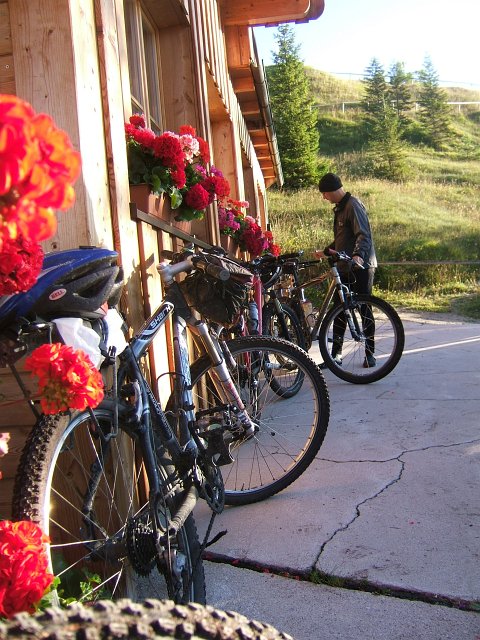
0 0 273 519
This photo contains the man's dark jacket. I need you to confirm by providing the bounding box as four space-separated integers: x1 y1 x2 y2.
326 192 377 270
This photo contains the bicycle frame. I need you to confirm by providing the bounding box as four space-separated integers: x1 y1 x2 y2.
294 261 362 342
115 258 256 506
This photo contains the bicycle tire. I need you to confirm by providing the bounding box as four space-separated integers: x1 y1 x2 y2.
286 298 313 351
318 294 404 384
189 335 329 506
12 409 206 606
262 302 306 397
0 598 292 640
262 301 306 349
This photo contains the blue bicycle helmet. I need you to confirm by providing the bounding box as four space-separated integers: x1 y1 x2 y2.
0 246 124 329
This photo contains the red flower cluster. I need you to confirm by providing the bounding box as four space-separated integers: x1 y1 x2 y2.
263 230 281 257
125 115 228 221
0 94 81 252
25 343 104 414
0 233 44 296
218 200 281 258
0 520 54 618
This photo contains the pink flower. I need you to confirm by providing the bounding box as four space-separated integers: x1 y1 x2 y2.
0 433 9 457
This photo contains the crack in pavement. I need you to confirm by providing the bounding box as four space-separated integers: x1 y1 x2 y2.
307 436 480 610
204 436 480 614
314 436 480 560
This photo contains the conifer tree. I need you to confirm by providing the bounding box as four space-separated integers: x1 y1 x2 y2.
417 56 453 149
361 58 407 180
266 25 320 190
388 61 413 132
361 58 388 130
368 104 407 180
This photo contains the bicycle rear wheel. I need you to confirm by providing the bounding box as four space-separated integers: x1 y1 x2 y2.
262 302 306 397
189 335 330 506
12 409 206 605
318 294 404 384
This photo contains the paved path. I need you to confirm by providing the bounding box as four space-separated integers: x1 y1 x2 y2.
194 311 480 639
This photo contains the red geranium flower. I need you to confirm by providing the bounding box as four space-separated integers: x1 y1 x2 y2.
0 520 54 619
0 233 44 295
25 343 104 414
0 94 81 249
196 136 210 164
152 133 185 170
184 182 210 211
126 115 219 221
179 124 196 136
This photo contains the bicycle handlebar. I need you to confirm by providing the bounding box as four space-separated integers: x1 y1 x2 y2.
326 250 367 269
157 250 242 285
203 261 230 281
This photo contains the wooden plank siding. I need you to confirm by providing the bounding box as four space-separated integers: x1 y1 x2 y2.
0 1 15 94
1 0 323 520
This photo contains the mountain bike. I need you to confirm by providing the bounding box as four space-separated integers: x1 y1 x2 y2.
4 245 329 607
222 253 307 398
279 250 405 384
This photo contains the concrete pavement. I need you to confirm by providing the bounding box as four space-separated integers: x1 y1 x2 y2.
194 311 480 639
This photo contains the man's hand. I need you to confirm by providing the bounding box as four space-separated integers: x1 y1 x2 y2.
352 255 364 267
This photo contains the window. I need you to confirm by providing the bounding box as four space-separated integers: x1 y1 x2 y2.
124 0 162 132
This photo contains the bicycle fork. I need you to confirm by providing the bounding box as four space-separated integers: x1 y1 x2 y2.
192 321 256 438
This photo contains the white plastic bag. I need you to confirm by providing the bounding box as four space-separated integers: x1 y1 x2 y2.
103 308 128 357
53 317 103 368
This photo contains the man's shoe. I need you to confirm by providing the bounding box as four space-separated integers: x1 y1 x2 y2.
331 354 342 366
363 354 376 368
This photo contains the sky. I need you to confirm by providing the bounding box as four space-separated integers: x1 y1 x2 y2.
253 0 480 90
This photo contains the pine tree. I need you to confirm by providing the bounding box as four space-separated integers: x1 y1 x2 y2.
368 105 407 180
361 58 407 180
388 61 413 132
266 25 320 190
361 58 388 131
417 56 453 149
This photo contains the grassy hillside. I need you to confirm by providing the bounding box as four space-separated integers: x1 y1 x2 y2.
267 72 480 318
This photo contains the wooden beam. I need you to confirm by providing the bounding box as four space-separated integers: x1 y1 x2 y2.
239 100 261 115
220 0 324 27
232 74 255 93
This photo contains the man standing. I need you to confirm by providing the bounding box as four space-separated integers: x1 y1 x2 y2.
315 172 377 368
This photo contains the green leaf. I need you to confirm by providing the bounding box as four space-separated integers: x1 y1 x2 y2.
169 188 183 209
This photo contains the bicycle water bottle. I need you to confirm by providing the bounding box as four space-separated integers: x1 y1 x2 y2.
247 301 259 334
299 289 314 327
301 300 315 327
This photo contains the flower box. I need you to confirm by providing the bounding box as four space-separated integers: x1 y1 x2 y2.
129 184 191 234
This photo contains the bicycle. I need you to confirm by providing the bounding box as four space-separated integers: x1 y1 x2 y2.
2 245 329 607
278 250 405 384
222 253 307 398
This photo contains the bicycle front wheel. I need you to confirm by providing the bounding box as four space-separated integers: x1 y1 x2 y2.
318 294 405 384
190 335 330 506
12 409 206 605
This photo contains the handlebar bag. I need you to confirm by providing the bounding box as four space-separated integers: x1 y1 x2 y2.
180 255 253 326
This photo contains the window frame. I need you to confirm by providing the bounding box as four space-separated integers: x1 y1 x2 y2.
124 0 163 132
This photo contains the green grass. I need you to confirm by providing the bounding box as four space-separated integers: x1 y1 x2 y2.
267 98 480 319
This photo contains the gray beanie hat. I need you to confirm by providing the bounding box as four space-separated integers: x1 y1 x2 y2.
319 173 343 193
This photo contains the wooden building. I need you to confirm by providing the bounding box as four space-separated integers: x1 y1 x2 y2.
0 0 324 518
